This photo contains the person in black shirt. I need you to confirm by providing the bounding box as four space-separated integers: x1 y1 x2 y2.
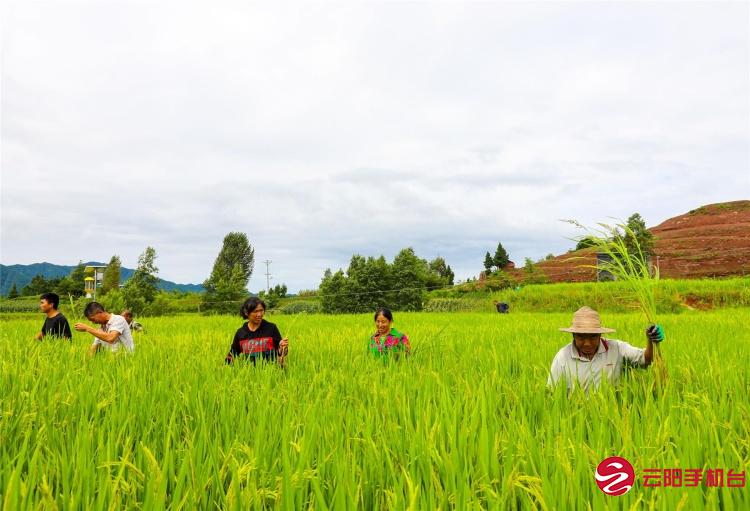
493 300 510 314
225 297 289 367
34 292 72 341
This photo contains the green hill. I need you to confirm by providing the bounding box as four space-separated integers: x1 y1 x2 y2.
0 262 203 296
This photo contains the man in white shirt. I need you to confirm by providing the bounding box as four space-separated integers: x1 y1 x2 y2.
547 306 664 392
75 301 135 356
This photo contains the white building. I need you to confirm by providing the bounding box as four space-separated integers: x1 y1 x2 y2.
84 265 107 298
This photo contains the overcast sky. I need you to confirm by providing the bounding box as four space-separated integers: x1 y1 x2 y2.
2 1 748 291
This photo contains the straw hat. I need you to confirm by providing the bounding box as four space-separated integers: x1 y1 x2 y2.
559 306 615 334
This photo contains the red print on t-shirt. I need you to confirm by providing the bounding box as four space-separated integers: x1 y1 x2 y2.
239 337 274 354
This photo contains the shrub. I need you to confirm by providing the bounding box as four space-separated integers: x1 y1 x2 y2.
424 298 487 313
277 301 322 315
143 293 175 317
0 298 39 313
100 289 126 315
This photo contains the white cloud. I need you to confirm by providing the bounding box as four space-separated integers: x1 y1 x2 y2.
2 1 748 291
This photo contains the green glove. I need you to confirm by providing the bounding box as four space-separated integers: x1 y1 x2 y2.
646 324 665 343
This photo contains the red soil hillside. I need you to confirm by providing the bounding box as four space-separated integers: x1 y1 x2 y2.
520 200 750 282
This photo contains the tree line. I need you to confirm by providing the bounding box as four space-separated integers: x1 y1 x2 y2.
4 212 656 314
319 249 454 313
8 263 88 299
196 234 456 315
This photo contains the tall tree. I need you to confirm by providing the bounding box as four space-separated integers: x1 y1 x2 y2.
320 269 349 314
56 261 86 298
100 255 122 296
391 248 426 311
428 256 455 287
202 233 254 314
344 255 367 312
359 256 391 311
22 274 56 296
445 265 455 285
7 283 19 299
274 284 288 297
623 213 655 262
483 251 494 274
493 242 510 269
123 247 159 314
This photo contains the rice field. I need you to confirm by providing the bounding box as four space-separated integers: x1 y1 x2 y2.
1 310 749 509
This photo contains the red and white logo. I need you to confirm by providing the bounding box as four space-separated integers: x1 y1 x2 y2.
595 456 635 496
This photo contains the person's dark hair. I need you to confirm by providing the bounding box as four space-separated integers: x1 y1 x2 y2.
40 292 60 309
84 301 106 318
240 297 266 319
374 307 393 322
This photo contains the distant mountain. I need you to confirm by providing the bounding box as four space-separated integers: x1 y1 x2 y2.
0 261 204 296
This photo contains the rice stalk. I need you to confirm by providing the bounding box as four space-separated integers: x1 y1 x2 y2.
563 219 668 389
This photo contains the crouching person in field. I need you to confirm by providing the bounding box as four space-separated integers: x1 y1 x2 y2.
225 297 289 367
75 302 135 356
121 309 144 333
547 306 664 392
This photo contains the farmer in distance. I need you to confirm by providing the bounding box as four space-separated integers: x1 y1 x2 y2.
225 297 289 367
547 306 664 391
121 309 144 332
75 302 135 356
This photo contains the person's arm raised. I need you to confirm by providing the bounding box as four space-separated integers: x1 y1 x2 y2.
74 324 120 344
643 325 665 367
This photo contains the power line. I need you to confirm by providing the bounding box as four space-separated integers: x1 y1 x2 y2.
263 260 272 293
197 281 464 304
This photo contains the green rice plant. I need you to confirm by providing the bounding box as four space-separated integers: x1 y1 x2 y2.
564 219 668 389
423 298 490 313
490 277 750 313
1 310 748 509
564 220 657 321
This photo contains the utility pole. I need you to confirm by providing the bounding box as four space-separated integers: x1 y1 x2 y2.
264 260 272 293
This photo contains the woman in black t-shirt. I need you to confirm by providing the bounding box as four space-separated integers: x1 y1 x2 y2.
225 297 289 366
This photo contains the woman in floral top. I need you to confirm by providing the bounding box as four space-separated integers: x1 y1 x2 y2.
368 307 411 359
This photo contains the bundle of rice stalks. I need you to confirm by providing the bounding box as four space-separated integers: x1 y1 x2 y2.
564 219 668 389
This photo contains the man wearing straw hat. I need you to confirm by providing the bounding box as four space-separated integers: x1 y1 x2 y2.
547 306 664 391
